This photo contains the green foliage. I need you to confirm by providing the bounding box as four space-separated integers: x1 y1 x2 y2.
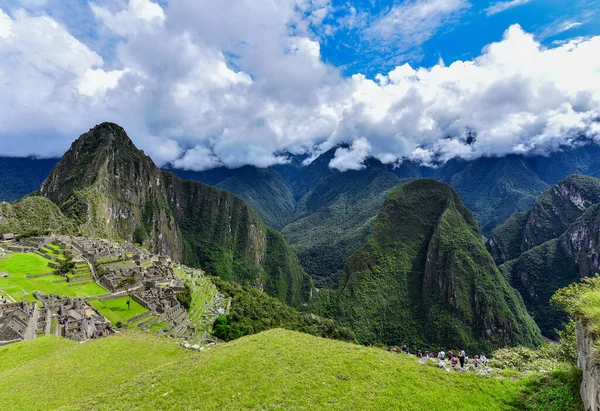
508 367 583 411
0 329 584 410
0 196 76 236
211 277 355 342
175 283 192 310
491 344 574 373
55 256 76 276
552 275 600 335
320 179 542 351
132 225 148 245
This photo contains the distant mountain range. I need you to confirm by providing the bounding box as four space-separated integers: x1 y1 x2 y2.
3 142 600 289
5 123 600 349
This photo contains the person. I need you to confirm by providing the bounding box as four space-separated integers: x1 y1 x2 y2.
417 350 423 358
450 356 458 367
481 354 487 365
448 350 454 359
438 350 445 360
473 355 480 368
465 355 469 365
391 347 398 353
402 345 409 354
429 351 434 358
458 351 465 368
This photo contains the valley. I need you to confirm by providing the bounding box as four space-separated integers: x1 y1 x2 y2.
0 123 598 410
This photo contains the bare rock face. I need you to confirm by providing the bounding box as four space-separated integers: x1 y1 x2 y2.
577 321 600 411
39 123 312 306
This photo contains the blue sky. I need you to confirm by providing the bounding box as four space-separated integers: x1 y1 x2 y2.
316 0 600 76
0 0 599 171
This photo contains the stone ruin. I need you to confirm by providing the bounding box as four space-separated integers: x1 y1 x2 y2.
0 301 38 346
0 235 228 345
35 293 111 342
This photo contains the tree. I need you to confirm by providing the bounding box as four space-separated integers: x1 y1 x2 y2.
117 277 137 309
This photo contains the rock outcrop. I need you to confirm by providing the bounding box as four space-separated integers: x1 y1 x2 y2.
577 321 600 411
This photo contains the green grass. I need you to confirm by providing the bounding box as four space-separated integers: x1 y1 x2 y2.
0 329 581 410
88 297 149 324
0 253 106 302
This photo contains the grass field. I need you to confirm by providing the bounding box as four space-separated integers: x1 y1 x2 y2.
88 297 149 324
0 253 106 302
0 329 582 410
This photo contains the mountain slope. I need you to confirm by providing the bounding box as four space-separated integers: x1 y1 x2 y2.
488 175 600 265
0 196 76 235
0 329 577 410
500 202 600 337
435 156 549 235
38 123 311 306
315 179 542 351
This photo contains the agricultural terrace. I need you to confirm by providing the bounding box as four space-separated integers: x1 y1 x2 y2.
0 252 106 303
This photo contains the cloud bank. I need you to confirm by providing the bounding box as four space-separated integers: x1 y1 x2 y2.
0 0 599 172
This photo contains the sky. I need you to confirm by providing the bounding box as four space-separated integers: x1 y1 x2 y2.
0 0 599 171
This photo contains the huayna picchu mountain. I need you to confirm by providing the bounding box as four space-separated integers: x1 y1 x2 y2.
38 122 312 306
312 179 542 351
489 175 600 337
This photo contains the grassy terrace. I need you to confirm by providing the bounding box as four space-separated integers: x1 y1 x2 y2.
0 253 105 302
0 329 581 410
175 267 218 328
88 297 149 324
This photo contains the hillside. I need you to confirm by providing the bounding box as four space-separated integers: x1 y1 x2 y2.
0 329 580 410
489 176 600 337
488 175 600 265
38 123 312 306
313 179 542 351
0 196 76 235
172 144 600 289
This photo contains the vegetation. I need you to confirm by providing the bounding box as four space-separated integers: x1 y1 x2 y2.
313 180 542 351
0 196 76 235
0 329 582 410
488 175 600 265
175 283 192 310
552 275 600 336
211 278 355 342
88 297 149 324
0 253 106 302
36 122 312 307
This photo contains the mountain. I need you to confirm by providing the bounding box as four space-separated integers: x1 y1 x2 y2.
433 156 550 234
0 157 59 202
489 175 600 337
312 179 543 351
38 122 311 306
172 144 600 289
488 175 600 265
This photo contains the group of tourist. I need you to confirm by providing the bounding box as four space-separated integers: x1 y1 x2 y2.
391 345 488 368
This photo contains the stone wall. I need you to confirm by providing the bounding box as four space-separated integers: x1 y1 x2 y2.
577 321 600 411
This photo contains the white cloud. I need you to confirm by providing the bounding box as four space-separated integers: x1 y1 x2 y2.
365 0 469 53
485 0 532 16
0 2 599 174
91 0 165 36
329 137 371 171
